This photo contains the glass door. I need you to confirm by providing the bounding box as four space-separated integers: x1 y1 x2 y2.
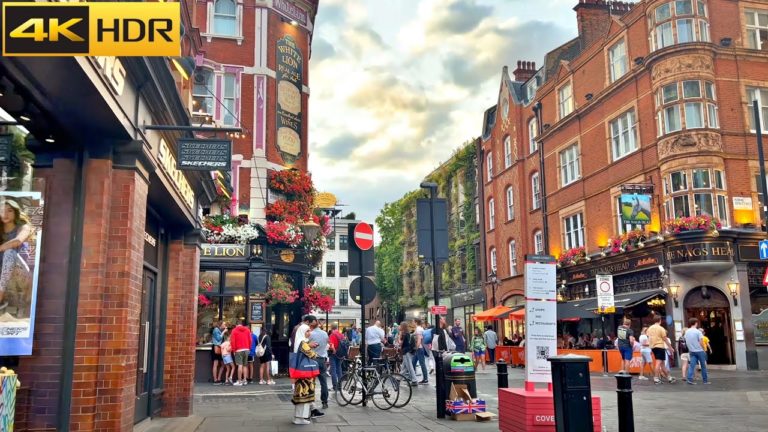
135 269 156 423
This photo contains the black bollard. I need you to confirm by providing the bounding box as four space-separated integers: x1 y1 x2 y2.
434 350 446 419
615 373 635 432
496 359 508 388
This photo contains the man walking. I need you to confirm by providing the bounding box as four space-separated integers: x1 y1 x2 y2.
230 320 253 386
365 320 386 364
484 326 498 364
647 314 676 384
684 318 710 385
412 318 429 384
328 323 346 391
616 318 635 373
451 318 466 353
310 319 331 409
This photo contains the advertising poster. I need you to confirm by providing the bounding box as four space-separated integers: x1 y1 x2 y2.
275 35 303 167
524 259 557 383
620 193 651 225
0 191 44 356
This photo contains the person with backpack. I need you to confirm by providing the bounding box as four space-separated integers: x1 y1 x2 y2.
328 323 348 391
678 327 690 381
257 327 275 385
398 321 419 385
411 318 429 384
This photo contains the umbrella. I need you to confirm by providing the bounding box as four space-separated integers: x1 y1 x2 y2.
472 305 513 321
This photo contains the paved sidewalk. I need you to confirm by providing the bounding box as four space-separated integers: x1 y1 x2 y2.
139 367 768 432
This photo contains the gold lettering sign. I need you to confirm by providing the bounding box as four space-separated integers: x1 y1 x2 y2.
202 244 247 259
666 242 734 264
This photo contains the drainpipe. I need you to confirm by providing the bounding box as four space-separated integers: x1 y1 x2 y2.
532 102 550 255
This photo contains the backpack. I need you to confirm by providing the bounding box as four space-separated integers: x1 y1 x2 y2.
334 334 350 359
678 335 688 353
423 328 434 345
256 335 266 358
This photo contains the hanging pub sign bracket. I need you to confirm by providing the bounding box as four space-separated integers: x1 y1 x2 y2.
620 183 654 194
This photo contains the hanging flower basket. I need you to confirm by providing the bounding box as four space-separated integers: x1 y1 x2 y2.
664 215 721 235
265 221 304 247
202 214 260 244
269 169 314 200
302 285 335 314
603 229 648 256
558 246 587 266
266 278 300 305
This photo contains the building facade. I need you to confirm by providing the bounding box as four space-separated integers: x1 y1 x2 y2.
480 0 768 369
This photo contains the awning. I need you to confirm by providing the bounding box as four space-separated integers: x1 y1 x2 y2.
557 299 598 321
588 289 667 312
473 305 512 321
496 305 525 321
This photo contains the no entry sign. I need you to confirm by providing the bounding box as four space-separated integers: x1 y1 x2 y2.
353 222 374 251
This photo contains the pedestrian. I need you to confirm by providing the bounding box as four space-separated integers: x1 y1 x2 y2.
211 321 227 385
484 325 498 364
423 322 436 374
398 321 419 385
309 319 330 409
412 318 429 384
702 328 713 357
638 327 653 380
647 314 676 384
616 318 635 373
355 328 363 346
471 327 486 371
292 326 320 425
433 316 455 351
293 315 324 420
684 318 710 385
221 333 235 385
678 328 690 381
365 320 386 363
230 320 252 386
248 326 258 383
257 327 275 385
451 318 466 353
328 323 347 391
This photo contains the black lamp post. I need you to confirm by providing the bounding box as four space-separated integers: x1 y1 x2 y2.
488 270 498 307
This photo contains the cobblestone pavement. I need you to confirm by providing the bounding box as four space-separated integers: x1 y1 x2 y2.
138 366 768 432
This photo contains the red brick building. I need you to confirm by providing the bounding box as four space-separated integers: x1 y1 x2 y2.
480 0 768 369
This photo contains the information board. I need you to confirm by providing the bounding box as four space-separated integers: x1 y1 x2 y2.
524 257 557 383
596 274 615 314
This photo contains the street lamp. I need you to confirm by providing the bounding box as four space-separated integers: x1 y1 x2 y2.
488 270 497 307
420 181 440 311
299 219 321 242
727 278 740 306
669 281 680 308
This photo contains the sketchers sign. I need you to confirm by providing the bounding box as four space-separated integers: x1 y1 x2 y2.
176 138 232 171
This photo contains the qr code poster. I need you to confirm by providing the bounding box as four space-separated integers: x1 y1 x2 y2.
525 300 557 383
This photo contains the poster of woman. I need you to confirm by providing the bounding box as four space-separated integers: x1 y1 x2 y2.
0 191 43 356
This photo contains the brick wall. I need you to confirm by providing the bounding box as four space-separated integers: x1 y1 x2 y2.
161 238 200 417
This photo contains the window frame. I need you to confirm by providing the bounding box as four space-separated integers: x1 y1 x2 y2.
559 143 581 187
192 69 215 116
745 9 768 51
210 0 240 38
562 213 585 250
558 82 574 118
529 117 539 154
490 248 497 272
534 231 544 255
610 109 639 161
665 168 728 222
532 172 542 210
339 262 349 278
339 235 349 251
657 80 718 135
486 151 493 182
222 72 237 126
488 198 496 231
747 87 768 133
508 240 518 277
650 0 709 51
608 38 628 83
339 289 349 306
326 261 336 278
504 136 512 168
506 187 515 221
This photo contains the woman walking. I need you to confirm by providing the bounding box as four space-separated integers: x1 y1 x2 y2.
472 327 486 371
258 327 275 385
398 322 418 385
638 327 652 380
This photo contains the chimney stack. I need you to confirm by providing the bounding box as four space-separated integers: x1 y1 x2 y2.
573 0 632 48
513 61 537 82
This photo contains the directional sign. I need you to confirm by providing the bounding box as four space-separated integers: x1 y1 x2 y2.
760 240 768 260
431 305 448 315
353 222 374 251
350 276 377 305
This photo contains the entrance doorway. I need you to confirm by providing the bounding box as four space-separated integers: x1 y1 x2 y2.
684 286 734 365
135 269 157 423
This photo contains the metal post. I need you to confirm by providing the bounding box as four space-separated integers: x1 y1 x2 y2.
496 359 508 388
615 374 635 432
754 100 768 229
359 247 367 404
429 186 439 308
533 102 549 255
434 349 446 419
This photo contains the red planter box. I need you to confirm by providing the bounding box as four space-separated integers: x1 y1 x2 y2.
499 388 601 432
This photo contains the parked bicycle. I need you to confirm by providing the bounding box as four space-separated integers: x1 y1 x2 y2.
335 355 411 409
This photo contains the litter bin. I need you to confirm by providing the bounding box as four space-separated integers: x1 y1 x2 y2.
548 354 594 432
443 352 477 399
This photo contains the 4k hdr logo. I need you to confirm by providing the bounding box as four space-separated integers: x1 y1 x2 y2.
1 3 180 57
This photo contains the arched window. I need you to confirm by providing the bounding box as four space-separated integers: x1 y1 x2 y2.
214 0 237 36
506 187 514 221
508 240 517 276
533 230 543 255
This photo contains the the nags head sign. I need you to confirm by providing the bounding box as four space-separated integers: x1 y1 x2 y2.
2 2 180 56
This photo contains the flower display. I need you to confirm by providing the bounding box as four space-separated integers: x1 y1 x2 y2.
664 215 722 234
558 246 587 266
604 229 647 255
266 278 300 305
269 169 314 200
302 285 335 314
202 214 260 244
265 221 304 247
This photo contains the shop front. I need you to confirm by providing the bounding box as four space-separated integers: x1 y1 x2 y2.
452 288 485 339
0 54 214 431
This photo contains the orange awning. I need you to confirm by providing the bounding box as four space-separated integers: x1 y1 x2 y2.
473 305 513 321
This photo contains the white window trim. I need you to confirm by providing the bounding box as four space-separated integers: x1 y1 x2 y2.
528 117 538 154
559 82 574 119
746 9 768 50
205 0 244 45
488 199 496 231
534 231 544 255
608 39 628 83
192 68 215 117
610 110 639 161
490 248 497 272
559 143 581 187
506 187 514 221
748 86 768 133
562 213 585 250
509 240 517 277
486 151 493 182
504 136 512 168
221 72 239 126
532 172 541 210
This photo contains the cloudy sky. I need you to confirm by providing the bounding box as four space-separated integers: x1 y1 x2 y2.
308 0 578 226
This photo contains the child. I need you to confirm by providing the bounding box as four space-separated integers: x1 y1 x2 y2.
221 334 235 385
472 327 486 371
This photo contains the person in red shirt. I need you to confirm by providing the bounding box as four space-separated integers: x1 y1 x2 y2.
328 323 345 391
230 320 253 386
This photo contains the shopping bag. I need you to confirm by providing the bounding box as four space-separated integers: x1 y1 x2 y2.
289 352 320 379
270 359 278 376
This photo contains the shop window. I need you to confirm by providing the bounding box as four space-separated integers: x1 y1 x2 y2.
200 270 221 293
222 73 237 126
528 117 538 153
326 261 336 278
490 248 497 272
559 143 580 187
534 230 544 255
339 234 348 250
503 136 512 168
221 295 247 325
486 151 493 181
488 198 495 230
650 0 710 51
745 9 768 51
610 109 638 161
508 240 517 277
213 0 238 36
558 82 574 118
747 87 768 133
563 213 585 249
656 80 718 136
339 289 349 306
192 69 214 116
673 195 691 217
608 39 628 83
327 234 336 250
532 172 541 210
196 299 220 345
223 271 246 294
340 262 349 278
506 187 514 221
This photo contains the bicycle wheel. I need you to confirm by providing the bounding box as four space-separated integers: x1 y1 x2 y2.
336 372 364 406
386 373 412 408
371 375 399 410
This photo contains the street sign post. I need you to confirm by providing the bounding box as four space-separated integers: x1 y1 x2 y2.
430 305 447 315
350 276 377 305
353 222 374 251
760 240 768 260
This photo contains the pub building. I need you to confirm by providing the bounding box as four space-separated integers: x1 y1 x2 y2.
557 230 764 371
195 239 316 382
